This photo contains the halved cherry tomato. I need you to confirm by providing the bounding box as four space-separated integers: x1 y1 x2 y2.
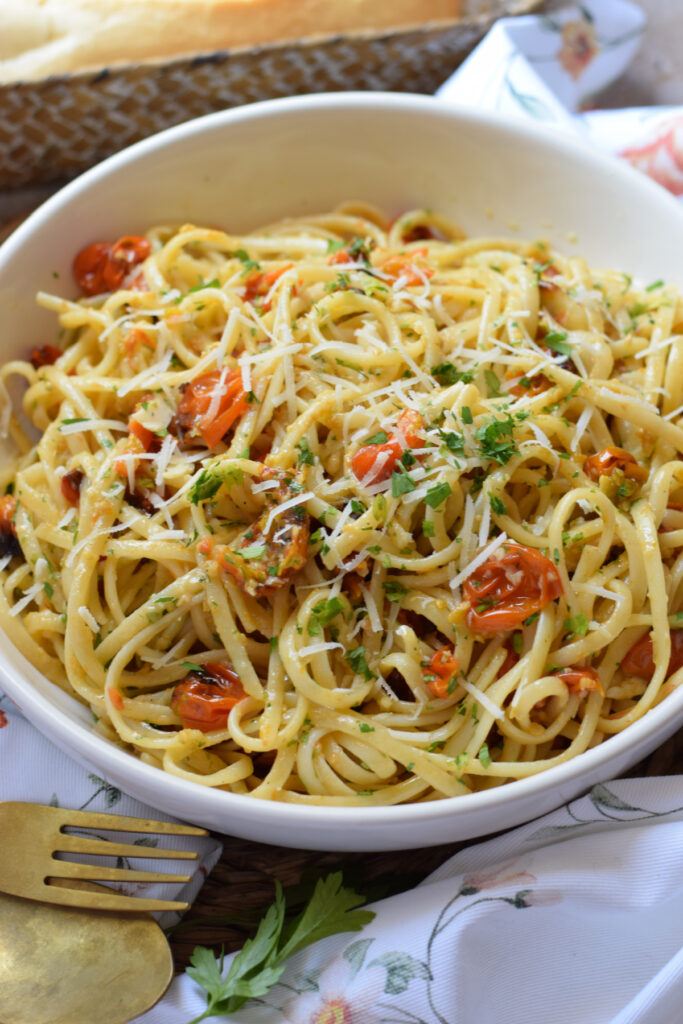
0 494 19 558
30 345 62 369
621 629 683 681
584 446 648 484
214 469 309 597
114 434 148 479
508 373 551 398
554 666 604 697
61 469 84 506
400 225 437 243
463 542 563 634
351 409 425 486
243 264 294 310
327 238 373 265
424 646 458 699
497 639 520 678
124 327 154 360
0 495 17 536
378 247 434 286
171 662 246 732
73 235 151 296
175 369 249 450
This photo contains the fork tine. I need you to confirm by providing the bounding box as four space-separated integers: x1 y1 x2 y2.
44 883 191 914
57 807 209 836
55 835 199 861
49 862 192 884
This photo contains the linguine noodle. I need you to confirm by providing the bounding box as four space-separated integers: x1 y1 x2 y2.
2 203 682 806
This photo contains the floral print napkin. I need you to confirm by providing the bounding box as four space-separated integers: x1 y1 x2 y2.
137 778 683 1023
437 0 683 202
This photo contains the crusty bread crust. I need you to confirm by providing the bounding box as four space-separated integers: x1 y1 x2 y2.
0 0 462 83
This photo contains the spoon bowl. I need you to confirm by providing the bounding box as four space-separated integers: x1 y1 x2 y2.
0 885 173 1024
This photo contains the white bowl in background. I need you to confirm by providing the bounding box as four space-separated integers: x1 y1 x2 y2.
1 93 682 851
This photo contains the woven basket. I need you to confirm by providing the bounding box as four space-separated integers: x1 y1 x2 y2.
0 0 540 189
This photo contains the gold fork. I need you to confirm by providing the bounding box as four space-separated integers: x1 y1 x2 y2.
0 801 209 913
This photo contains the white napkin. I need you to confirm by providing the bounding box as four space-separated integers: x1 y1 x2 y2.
2 1 683 1021
137 778 683 1024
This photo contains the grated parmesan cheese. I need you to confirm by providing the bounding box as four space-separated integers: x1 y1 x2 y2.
450 532 509 591
78 605 100 633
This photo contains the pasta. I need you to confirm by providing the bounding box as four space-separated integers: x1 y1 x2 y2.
2 203 683 807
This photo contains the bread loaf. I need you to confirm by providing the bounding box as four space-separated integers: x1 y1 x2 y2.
0 0 462 83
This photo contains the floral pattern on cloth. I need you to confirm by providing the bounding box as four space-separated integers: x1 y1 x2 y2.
436 1 645 132
619 114 683 195
557 17 601 80
436 0 683 204
134 778 683 1024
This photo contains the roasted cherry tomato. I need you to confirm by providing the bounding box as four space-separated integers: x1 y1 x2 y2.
584 446 648 484
0 494 19 558
423 645 459 699
463 542 563 634
202 469 309 597
554 666 604 697
175 369 249 450
0 495 16 536
171 663 245 732
508 373 551 398
61 469 84 506
30 345 62 369
243 264 294 310
621 629 683 681
327 238 373 265
378 247 434 286
351 409 425 486
73 235 151 296
114 434 148 479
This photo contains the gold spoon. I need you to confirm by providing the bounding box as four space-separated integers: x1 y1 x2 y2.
0 882 173 1024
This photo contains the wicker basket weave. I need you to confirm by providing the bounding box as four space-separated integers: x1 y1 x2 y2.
0 1 540 189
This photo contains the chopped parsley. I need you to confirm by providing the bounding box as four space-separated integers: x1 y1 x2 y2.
484 369 501 396
424 482 451 509
489 495 507 515
239 543 267 560
346 646 376 681
391 470 416 498
308 597 346 636
189 463 243 504
563 613 589 638
474 414 517 465
438 430 465 456
296 438 315 466
431 363 475 387
382 580 408 602
544 330 571 356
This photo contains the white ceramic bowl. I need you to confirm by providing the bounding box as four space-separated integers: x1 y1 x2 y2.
1 93 682 851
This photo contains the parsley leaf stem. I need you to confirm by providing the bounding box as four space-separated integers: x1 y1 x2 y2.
186 873 374 1021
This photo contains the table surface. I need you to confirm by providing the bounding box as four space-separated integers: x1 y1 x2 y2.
1 0 682 975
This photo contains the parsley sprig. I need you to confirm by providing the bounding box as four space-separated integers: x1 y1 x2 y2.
186 873 374 1022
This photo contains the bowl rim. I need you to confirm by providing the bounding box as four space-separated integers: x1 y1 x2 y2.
1 90 682 831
